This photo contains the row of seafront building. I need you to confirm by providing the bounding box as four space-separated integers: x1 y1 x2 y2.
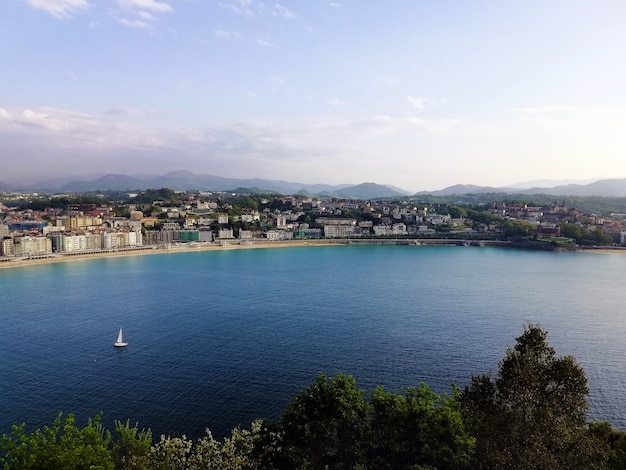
0 202 464 260
3 194 626 261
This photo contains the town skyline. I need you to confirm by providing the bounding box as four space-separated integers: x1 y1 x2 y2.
3 1 626 191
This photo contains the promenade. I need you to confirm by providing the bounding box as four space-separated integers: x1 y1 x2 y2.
1 238 622 270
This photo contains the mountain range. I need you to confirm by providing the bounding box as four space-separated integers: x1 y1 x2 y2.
0 171 411 199
418 179 626 198
3 171 626 198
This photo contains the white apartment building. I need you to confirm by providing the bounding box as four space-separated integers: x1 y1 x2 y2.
1 238 15 256
266 230 293 241
373 225 392 236
13 236 52 256
392 223 408 235
102 231 141 249
218 228 234 239
323 225 355 238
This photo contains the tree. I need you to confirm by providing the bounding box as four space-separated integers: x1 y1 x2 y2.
266 374 474 470
461 324 608 469
276 373 370 469
0 413 113 470
111 420 152 470
146 422 261 470
368 383 474 470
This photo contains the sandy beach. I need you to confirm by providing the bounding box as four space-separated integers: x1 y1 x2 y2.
3 240 626 270
577 247 626 255
0 239 342 270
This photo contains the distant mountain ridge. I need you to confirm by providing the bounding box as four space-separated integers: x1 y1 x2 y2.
3 172 626 198
420 178 626 197
0 171 410 200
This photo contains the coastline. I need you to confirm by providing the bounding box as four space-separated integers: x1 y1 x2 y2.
2 239 626 270
0 240 340 270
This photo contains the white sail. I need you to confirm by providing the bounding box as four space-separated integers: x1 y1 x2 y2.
114 328 128 347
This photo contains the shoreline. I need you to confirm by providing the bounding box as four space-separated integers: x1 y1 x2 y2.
0 240 341 270
2 239 625 270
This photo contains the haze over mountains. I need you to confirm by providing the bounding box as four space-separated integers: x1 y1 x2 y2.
2 171 626 198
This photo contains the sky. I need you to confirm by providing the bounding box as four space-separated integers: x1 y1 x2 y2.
2 0 626 192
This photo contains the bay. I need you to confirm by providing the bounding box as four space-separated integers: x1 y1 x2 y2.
1 245 626 438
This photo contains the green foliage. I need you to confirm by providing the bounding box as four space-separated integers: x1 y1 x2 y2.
501 219 534 238
16 195 108 211
560 223 614 245
369 383 473 470
464 208 500 225
591 422 626 469
0 412 113 470
461 324 608 469
130 188 178 205
277 373 369 469
113 205 131 218
447 206 468 218
147 422 261 470
112 420 152 470
268 373 472 470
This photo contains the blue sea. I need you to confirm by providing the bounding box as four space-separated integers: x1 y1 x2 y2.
1 245 626 438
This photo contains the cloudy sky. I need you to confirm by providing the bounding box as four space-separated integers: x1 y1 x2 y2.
2 0 626 191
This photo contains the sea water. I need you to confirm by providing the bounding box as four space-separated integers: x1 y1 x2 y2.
1 245 626 438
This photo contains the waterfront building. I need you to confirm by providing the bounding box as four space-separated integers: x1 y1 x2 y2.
294 228 322 239
179 230 199 242
324 225 355 238
13 236 52 256
1 238 14 256
198 229 213 242
218 228 234 239
266 230 293 241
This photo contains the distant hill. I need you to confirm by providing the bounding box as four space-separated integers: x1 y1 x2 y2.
416 184 515 196
507 178 602 189
418 179 626 198
1 171 409 199
332 182 407 199
62 174 145 192
6 172 626 198
524 179 626 197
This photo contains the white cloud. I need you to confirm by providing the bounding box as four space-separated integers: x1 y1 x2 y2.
407 95 433 110
26 0 88 19
104 107 148 117
116 0 172 29
118 0 172 13
256 38 273 47
14 104 624 189
220 0 294 19
272 3 295 18
508 105 576 115
214 29 242 39
118 17 150 28
0 106 467 165
325 97 343 107
219 0 254 16
137 10 157 21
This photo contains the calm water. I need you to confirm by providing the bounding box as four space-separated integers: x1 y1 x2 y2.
1 245 626 438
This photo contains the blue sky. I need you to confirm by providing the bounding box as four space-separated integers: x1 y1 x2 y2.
2 0 626 191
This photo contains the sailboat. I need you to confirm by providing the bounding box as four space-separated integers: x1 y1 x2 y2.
114 328 128 347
